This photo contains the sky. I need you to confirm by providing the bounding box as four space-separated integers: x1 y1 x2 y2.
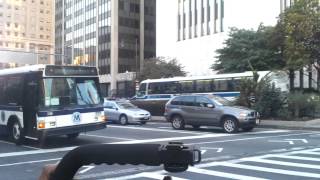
156 0 281 75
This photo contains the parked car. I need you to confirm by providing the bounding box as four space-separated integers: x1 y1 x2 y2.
130 94 175 116
164 95 259 133
104 99 151 125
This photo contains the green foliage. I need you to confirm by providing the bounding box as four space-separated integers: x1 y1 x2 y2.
138 57 186 82
212 25 285 73
287 92 319 118
236 71 284 118
276 0 320 71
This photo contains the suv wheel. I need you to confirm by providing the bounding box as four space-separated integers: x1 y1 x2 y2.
222 117 239 133
171 115 185 130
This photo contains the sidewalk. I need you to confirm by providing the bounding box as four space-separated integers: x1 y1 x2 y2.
150 116 320 131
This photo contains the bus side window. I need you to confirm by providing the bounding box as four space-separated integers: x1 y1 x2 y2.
6 76 23 105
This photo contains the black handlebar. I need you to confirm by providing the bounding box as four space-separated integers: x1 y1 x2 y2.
50 142 201 180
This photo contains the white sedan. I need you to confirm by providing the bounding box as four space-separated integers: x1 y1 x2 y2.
104 100 151 125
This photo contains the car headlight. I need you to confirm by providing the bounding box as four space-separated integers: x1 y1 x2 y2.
239 112 248 119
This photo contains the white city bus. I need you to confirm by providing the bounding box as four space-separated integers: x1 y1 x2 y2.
136 71 289 100
0 65 107 144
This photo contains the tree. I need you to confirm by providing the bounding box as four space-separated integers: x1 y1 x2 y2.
138 57 186 81
212 25 285 73
276 0 320 90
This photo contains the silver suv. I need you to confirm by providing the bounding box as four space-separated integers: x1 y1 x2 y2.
164 95 259 133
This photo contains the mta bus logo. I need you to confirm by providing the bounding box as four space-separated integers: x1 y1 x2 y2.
72 112 81 124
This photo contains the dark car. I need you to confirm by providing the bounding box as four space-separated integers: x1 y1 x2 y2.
164 95 260 133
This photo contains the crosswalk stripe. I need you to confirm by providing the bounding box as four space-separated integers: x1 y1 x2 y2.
272 155 320 162
188 167 268 180
219 162 320 178
243 158 320 169
138 172 189 180
299 151 320 155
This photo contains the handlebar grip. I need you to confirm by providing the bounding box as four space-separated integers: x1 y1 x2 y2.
50 143 200 180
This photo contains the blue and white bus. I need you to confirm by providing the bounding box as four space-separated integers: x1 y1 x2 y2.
0 65 107 144
136 71 289 101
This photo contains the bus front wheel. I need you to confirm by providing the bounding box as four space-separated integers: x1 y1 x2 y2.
9 120 24 145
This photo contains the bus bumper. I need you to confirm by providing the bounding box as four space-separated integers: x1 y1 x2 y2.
38 122 107 138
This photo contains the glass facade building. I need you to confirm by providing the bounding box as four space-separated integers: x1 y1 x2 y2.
55 0 156 97
177 0 224 41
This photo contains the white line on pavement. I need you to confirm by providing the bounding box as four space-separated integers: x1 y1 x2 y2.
243 158 320 169
0 158 61 167
112 133 232 144
188 167 268 180
299 151 320 155
81 134 136 141
0 140 40 150
0 146 76 158
219 162 320 178
186 132 317 145
107 125 207 135
138 172 189 180
271 155 320 162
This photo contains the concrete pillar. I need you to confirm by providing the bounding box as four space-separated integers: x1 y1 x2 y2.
110 0 119 95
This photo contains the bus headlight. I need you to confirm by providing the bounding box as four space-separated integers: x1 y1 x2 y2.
38 121 46 129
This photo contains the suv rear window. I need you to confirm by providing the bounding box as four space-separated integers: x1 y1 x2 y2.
171 96 195 106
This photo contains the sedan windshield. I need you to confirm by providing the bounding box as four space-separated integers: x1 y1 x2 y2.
117 102 137 109
42 78 101 107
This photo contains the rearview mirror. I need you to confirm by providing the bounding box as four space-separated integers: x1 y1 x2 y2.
207 104 214 108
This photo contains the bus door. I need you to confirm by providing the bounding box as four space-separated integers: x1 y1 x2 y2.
23 73 41 137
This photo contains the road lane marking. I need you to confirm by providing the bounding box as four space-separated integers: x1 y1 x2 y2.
79 165 95 174
269 139 308 145
201 147 223 153
186 132 317 145
0 146 76 158
137 172 189 180
243 158 320 169
108 125 207 135
81 134 136 141
112 133 232 144
271 155 320 162
299 151 320 155
0 158 61 167
0 140 40 150
188 167 268 180
219 162 320 178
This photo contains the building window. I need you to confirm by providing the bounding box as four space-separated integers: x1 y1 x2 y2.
40 35 43 39
7 31 10 35
0 41 2 46
6 22 10 27
15 43 19 48
15 23 18 28
14 32 18 36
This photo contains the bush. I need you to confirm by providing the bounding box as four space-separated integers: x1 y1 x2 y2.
253 82 283 118
236 71 284 118
287 92 319 118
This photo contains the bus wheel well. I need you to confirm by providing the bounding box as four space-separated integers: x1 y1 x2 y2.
7 115 20 127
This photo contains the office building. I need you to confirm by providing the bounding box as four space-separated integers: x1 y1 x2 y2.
177 0 224 41
55 0 156 97
0 0 54 65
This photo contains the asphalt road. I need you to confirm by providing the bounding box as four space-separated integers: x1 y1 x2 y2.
1 122 320 180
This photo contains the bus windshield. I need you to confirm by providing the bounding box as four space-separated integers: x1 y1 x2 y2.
42 78 101 107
